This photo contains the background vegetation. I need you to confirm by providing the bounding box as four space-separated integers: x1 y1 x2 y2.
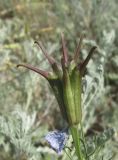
0 0 117 160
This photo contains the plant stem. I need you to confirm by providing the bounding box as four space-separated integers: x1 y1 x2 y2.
70 125 84 160
80 123 89 160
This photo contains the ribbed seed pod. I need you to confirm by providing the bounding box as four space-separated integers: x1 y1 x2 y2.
49 78 69 122
63 68 77 125
70 68 82 124
17 34 96 128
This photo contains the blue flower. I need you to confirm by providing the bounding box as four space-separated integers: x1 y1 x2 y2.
45 129 68 154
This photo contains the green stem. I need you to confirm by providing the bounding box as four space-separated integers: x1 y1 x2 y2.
80 123 89 160
70 125 84 160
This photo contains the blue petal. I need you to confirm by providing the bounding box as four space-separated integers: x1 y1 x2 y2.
45 129 68 154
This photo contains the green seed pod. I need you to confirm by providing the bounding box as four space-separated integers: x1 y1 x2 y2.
17 34 96 129
63 67 77 125
48 77 69 122
70 68 82 124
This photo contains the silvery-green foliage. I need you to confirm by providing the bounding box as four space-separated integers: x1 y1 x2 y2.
80 128 114 160
0 110 37 157
0 108 59 160
90 128 114 160
0 109 48 160
82 39 104 132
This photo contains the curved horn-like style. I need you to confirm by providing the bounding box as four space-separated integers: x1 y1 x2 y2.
61 33 68 66
80 46 97 74
17 64 49 79
34 41 56 65
74 35 83 63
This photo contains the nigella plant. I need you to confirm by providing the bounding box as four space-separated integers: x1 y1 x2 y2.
17 33 96 160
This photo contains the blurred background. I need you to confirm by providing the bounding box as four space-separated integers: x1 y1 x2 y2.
0 0 117 160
